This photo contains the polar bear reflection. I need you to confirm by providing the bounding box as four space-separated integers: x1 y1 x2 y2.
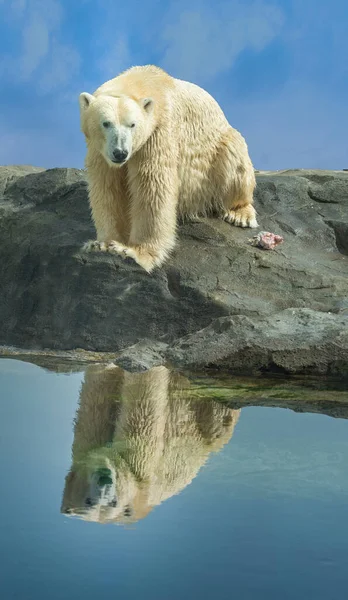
61 365 240 524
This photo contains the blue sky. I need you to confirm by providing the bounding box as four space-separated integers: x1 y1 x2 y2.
0 0 347 170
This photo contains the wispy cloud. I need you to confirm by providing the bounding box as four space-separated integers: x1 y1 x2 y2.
39 39 81 92
96 36 131 82
0 0 347 170
225 79 348 170
161 0 284 82
1 0 28 19
0 0 80 92
20 14 51 79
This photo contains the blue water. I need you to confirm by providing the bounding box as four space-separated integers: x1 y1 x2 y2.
0 358 348 600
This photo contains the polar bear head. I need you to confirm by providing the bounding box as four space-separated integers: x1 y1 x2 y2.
61 457 153 525
79 92 155 167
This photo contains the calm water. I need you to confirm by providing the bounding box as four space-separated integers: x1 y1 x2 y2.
1 358 348 600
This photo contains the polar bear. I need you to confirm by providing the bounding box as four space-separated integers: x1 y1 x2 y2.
79 65 257 272
61 365 240 524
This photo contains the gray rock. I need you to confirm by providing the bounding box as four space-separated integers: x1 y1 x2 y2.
0 165 347 376
114 340 168 372
166 308 348 377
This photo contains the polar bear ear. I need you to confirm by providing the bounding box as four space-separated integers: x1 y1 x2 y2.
79 92 95 112
142 97 154 114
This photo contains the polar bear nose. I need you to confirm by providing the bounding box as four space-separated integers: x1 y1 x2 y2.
112 149 128 163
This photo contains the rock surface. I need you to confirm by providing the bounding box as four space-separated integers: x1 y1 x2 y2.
0 165 347 376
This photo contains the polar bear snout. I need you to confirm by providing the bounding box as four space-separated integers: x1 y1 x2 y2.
103 120 133 166
112 148 129 164
105 129 132 166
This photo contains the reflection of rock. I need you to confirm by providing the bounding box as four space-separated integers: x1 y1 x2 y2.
61 365 240 524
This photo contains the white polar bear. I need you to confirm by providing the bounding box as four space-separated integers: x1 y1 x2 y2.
79 65 257 272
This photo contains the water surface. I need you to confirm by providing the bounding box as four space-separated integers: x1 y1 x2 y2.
1 358 348 599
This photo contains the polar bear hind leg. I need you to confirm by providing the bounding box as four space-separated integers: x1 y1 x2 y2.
217 128 258 229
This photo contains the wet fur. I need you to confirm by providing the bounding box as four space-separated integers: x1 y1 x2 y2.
80 65 257 272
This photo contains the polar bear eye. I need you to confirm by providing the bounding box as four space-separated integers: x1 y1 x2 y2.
102 121 111 128
130 123 136 128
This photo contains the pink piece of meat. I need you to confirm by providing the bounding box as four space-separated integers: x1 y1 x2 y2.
250 231 284 249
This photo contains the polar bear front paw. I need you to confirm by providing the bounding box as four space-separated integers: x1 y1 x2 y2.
82 240 126 254
82 239 159 272
82 240 109 252
107 241 158 273
115 246 157 273
223 205 258 228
